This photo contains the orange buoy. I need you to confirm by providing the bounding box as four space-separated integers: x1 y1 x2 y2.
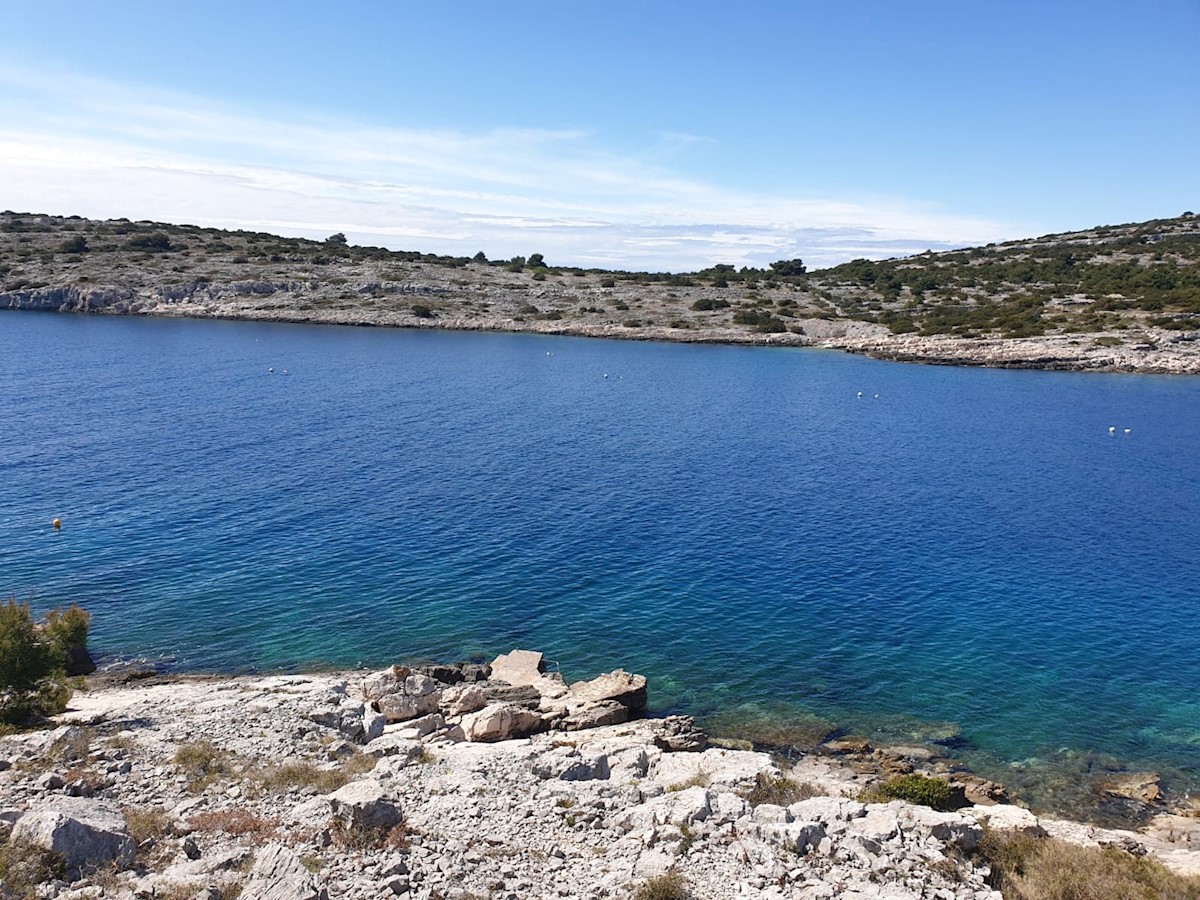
52 518 61 529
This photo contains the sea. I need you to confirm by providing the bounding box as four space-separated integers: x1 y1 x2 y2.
2 310 1198 820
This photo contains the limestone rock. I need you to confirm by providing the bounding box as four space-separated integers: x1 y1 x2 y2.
488 649 545 687
650 715 707 752
461 703 543 742
10 797 135 870
566 669 647 713
241 843 326 900
376 690 441 723
440 684 486 716
969 804 1047 837
325 780 402 831
1101 772 1162 805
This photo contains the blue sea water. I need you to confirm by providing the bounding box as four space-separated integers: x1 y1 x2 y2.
2 311 1199 815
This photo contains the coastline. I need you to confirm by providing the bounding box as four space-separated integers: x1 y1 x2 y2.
4 285 1200 377
4 654 1199 899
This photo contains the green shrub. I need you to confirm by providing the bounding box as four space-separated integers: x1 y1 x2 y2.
59 235 89 254
690 297 730 311
411 304 434 318
876 774 953 811
125 233 173 252
634 870 691 900
0 601 90 724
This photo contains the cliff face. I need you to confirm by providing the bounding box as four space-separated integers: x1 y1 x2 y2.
3 212 1199 374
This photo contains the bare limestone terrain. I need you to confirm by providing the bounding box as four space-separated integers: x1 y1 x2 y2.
2 212 1198 374
2 652 1200 900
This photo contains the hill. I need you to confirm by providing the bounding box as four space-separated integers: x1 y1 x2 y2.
2 211 1198 373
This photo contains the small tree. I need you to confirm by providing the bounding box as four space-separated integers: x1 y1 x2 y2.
527 253 546 269
59 235 89 254
0 601 90 724
325 233 348 245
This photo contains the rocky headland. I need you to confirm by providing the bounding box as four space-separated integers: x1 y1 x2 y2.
3 651 1199 900
3 212 1199 375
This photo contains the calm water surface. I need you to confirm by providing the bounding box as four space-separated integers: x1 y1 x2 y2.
2 311 1198 815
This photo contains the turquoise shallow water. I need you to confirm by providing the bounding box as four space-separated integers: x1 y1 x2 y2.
2 311 1199 816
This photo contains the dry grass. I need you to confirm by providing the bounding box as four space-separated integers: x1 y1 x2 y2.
666 771 710 792
978 828 1200 899
742 772 821 807
329 818 410 852
173 739 232 790
124 806 177 845
0 844 66 898
634 870 692 900
188 809 279 844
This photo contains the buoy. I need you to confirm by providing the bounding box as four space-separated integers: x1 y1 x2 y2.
1108 426 1115 434
52 518 61 529
874 394 879 399
1124 428 1132 434
604 373 609 379
268 367 274 374
857 391 863 398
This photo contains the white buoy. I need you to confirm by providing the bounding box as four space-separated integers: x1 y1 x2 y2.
1124 428 1132 434
268 367 274 374
874 394 879 399
1108 426 1115 434
604 373 609 379
857 391 863 398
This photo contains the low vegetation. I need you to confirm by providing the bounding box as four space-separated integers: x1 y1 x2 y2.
0 600 91 725
742 772 820 807
633 869 692 900
976 827 1200 899
858 774 954 811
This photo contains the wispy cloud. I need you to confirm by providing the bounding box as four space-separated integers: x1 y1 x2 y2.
0 66 1014 270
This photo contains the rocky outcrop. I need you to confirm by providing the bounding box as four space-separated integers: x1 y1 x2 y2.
2 657 1198 899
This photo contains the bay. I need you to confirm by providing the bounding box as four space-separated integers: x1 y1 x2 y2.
2 311 1198 816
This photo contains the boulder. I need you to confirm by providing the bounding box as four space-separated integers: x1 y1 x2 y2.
439 684 486 717
566 669 647 713
362 666 410 701
461 703 543 742
325 780 403 832
9 797 135 870
969 804 1047 837
651 715 707 752
241 843 326 900
376 691 441 723
553 699 630 731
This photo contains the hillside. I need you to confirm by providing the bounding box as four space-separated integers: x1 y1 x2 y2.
2 211 1198 373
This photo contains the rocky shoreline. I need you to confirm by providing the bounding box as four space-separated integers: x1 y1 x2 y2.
3 651 1198 899
6 287 1200 376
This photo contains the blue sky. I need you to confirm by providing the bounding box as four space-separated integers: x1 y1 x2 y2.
1 0 1197 271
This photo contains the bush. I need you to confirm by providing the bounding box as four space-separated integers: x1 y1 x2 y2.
877 774 953 811
59 235 89 254
125 233 173 252
0 601 91 724
742 772 820 807
634 870 691 900
411 304 434 318
690 297 730 311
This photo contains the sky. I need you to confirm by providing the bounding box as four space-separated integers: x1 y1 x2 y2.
1 1 1197 271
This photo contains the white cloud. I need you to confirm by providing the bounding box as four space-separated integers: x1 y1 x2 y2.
0 66 1015 270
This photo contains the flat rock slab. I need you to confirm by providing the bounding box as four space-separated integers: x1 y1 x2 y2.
488 649 545 687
